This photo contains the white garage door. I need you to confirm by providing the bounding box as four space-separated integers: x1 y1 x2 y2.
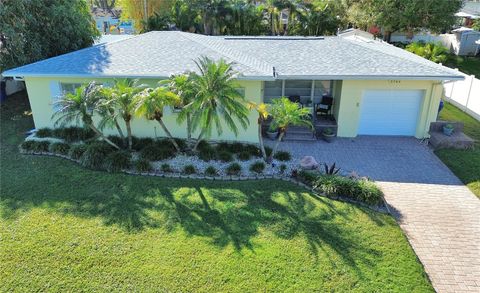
358 90 424 136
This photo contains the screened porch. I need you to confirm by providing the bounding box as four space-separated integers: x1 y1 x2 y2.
263 80 336 125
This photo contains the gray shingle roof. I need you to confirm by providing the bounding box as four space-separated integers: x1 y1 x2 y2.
2 31 463 80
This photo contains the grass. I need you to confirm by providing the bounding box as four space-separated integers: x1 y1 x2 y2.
444 56 480 77
0 92 433 292
436 102 480 197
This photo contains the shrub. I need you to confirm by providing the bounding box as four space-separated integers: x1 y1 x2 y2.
107 135 126 149
215 142 244 154
36 128 52 138
273 151 291 161
313 175 383 205
20 140 37 151
196 140 210 151
105 150 132 172
49 142 70 155
174 138 187 150
297 170 319 185
204 166 218 176
265 146 272 157
198 145 216 162
134 159 153 172
80 142 114 170
140 144 175 161
249 161 265 174
244 144 261 157
69 144 88 160
161 163 172 173
226 162 241 176
53 127 95 142
22 140 51 152
279 164 287 174
131 137 154 151
217 150 233 162
183 164 196 174
237 151 251 161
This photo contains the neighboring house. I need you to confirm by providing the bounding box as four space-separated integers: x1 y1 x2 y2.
338 28 375 40
390 1 480 56
1 31 463 142
455 0 480 27
450 27 480 55
91 7 134 35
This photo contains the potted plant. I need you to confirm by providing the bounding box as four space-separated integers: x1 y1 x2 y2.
443 123 454 136
322 127 335 142
266 123 278 140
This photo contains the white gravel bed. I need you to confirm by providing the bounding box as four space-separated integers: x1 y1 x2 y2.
133 153 297 177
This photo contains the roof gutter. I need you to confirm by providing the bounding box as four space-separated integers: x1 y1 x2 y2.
276 74 465 81
2 72 463 82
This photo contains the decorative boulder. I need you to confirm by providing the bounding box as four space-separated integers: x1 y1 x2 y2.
300 156 319 170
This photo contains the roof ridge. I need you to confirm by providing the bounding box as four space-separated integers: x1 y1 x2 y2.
178 32 274 77
341 37 459 77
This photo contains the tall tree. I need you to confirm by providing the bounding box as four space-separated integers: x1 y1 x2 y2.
0 0 99 72
117 0 174 32
189 57 250 151
343 0 463 42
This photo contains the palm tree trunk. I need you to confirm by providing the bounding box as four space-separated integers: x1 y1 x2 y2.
186 114 192 141
126 119 133 150
258 118 267 161
193 130 205 152
157 119 181 152
269 130 285 161
114 118 125 139
88 124 120 150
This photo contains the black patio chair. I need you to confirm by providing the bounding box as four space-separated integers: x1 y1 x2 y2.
288 95 301 105
316 95 333 118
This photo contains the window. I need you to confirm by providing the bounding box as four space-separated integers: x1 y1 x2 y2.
60 83 82 94
236 87 245 97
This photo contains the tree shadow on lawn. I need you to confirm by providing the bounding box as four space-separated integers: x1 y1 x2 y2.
1 164 385 277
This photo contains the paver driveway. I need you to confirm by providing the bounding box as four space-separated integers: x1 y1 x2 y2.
271 136 480 292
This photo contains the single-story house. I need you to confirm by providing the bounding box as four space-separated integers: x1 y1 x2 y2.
1 31 464 143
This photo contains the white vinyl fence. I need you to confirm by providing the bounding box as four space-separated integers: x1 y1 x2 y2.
443 71 480 121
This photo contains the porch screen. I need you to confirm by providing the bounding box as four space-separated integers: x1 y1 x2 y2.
264 80 282 103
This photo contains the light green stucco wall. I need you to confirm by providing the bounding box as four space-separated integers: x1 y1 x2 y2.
23 77 262 143
336 80 442 139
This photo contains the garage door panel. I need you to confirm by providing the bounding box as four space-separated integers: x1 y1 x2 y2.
358 90 423 136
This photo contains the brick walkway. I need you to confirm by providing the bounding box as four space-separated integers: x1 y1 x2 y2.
271 136 480 292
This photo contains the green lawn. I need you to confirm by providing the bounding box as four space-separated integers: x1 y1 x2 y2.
444 56 480 78
436 102 480 197
0 93 433 292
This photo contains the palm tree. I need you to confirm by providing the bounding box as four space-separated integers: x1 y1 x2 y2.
134 86 182 152
99 79 145 150
189 57 250 151
52 82 120 149
167 74 196 141
96 87 126 141
248 102 270 161
269 97 311 160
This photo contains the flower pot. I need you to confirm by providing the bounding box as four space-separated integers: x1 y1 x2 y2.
323 133 335 143
266 131 277 140
443 125 454 136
